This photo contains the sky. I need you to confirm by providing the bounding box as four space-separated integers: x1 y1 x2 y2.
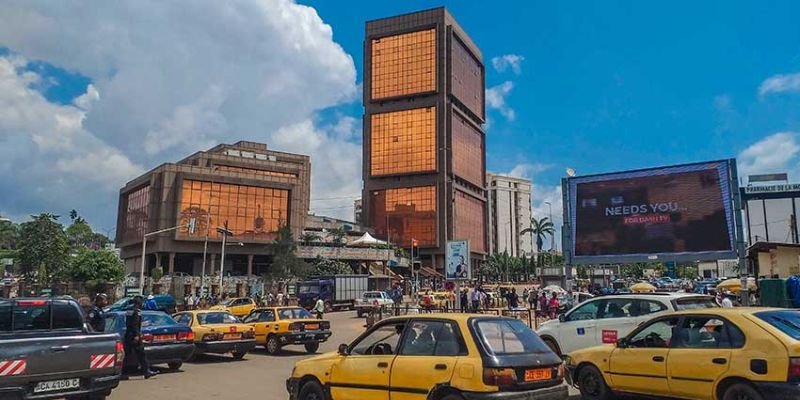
0 1 799 248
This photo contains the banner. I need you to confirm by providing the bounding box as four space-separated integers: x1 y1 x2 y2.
445 240 470 280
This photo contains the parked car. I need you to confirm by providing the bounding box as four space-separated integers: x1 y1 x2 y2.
104 310 195 371
210 297 257 318
354 291 394 318
105 294 176 314
566 308 800 400
172 310 256 359
0 297 123 399
242 307 331 355
287 314 568 400
536 293 717 355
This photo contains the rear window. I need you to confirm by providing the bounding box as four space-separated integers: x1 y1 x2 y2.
475 319 552 355
142 313 178 328
755 311 800 340
673 297 718 311
197 312 239 325
51 300 83 329
0 302 10 331
9 300 51 331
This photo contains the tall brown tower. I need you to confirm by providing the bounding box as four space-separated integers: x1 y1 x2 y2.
362 7 487 273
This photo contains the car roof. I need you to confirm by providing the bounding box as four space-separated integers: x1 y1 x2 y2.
591 292 710 300
181 309 233 315
667 307 785 318
380 313 506 323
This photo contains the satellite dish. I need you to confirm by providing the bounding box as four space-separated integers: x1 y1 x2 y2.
566 168 576 177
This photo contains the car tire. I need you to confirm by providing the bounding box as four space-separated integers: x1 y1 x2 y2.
438 393 465 400
231 351 246 360
167 362 182 370
723 383 763 400
266 335 282 355
298 381 325 400
542 337 561 356
304 342 320 353
578 365 613 400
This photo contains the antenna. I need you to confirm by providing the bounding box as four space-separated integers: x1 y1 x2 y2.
566 168 576 177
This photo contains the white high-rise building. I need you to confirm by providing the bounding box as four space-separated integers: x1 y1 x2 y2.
487 173 533 257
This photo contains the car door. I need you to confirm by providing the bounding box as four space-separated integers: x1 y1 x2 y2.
557 299 603 354
594 298 642 345
608 317 678 397
228 299 245 316
390 320 463 400
329 320 407 400
249 310 276 343
667 315 741 399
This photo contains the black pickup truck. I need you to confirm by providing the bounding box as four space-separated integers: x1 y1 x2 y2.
0 297 123 399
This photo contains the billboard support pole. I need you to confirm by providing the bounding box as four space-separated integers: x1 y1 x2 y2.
730 159 749 305
561 178 572 288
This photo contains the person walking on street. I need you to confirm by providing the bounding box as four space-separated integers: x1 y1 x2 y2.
470 285 481 312
548 293 560 320
87 293 107 332
126 296 158 379
313 297 325 319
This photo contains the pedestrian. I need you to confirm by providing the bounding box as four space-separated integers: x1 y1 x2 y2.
548 293 560 320
507 288 519 310
313 297 325 319
144 295 158 311
184 293 194 311
277 292 284 307
87 293 107 332
267 292 275 307
125 296 158 379
721 293 734 308
470 286 481 312
528 290 537 310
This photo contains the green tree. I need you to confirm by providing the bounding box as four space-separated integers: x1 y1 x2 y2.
621 263 646 279
17 213 69 284
520 217 555 267
267 225 310 279
576 265 589 279
66 220 95 249
312 257 353 275
0 217 19 250
328 228 346 246
300 232 322 245
62 248 125 283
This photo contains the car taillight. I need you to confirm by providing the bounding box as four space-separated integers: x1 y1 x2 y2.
178 331 195 342
203 333 221 341
289 322 303 331
483 368 517 387
789 358 800 382
115 341 125 366
141 333 154 343
243 330 255 339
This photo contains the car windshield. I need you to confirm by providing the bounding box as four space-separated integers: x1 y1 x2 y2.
109 298 130 309
755 310 800 340
278 308 312 320
299 284 319 294
197 312 239 325
218 299 234 306
142 313 178 327
475 319 552 355
673 297 718 310
363 292 381 299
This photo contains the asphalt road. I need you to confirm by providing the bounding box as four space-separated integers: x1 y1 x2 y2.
111 310 591 400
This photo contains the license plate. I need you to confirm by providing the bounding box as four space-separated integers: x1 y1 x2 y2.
305 324 319 330
524 368 552 382
224 333 242 340
154 334 175 342
33 378 80 393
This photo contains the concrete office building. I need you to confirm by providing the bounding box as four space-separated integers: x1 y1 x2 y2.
115 141 310 285
487 173 533 257
362 7 488 273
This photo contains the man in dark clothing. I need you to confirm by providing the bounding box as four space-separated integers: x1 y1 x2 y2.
87 293 107 332
126 296 158 379
507 288 519 310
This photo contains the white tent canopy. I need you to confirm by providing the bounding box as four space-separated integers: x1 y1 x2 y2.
349 232 387 247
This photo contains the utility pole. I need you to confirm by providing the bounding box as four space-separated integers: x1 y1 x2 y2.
140 219 195 293
217 221 233 294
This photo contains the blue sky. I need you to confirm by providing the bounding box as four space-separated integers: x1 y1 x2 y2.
1 1 799 239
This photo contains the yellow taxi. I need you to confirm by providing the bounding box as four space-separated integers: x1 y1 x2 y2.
210 296 257 318
172 309 256 360
565 308 800 400
286 314 568 400
242 306 332 355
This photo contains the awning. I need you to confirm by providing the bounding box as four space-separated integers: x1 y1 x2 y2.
419 266 444 278
349 232 387 247
369 264 401 281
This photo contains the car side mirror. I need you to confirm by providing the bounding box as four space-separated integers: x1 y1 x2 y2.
558 314 566 323
616 338 628 348
338 343 349 355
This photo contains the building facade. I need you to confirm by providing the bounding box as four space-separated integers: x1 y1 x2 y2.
353 199 363 225
486 173 533 257
115 141 310 284
361 7 488 272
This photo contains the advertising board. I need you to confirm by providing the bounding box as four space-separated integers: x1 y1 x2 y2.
445 240 470 280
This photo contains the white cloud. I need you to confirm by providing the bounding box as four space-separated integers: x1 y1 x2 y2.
0 0 359 225
758 72 800 97
737 132 800 179
503 163 551 179
491 54 524 74
486 81 516 121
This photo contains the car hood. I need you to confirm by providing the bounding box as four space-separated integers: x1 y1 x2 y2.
298 351 340 365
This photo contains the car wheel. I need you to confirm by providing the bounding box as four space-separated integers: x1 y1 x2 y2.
167 362 182 370
723 383 763 400
542 337 561 356
304 342 320 353
438 393 465 400
298 381 325 400
231 351 246 360
578 365 613 400
266 335 282 355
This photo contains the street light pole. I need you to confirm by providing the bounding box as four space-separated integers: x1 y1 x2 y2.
217 221 233 294
139 220 195 293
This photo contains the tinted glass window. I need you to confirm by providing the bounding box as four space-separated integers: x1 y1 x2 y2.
637 300 668 316
351 322 406 356
242 311 260 323
398 321 466 356
141 313 177 328
259 311 275 322
0 302 10 331
174 314 192 326
674 297 718 310
755 310 800 340
197 312 238 325
673 316 744 349
51 301 82 329
278 308 312 320
104 315 118 332
598 299 635 319
12 301 51 330
566 301 599 321
475 319 552 355
628 318 677 348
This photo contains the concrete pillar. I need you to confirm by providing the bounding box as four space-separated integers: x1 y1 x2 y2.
168 252 176 275
247 254 254 277
210 254 217 275
155 253 162 270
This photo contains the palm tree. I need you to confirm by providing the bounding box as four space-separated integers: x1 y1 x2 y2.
520 216 555 268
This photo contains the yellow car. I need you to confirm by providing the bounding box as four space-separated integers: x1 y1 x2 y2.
210 297 257 318
286 314 568 400
565 308 800 400
172 310 256 360
242 306 332 355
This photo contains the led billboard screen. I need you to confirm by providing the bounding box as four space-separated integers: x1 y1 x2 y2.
566 160 737 264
